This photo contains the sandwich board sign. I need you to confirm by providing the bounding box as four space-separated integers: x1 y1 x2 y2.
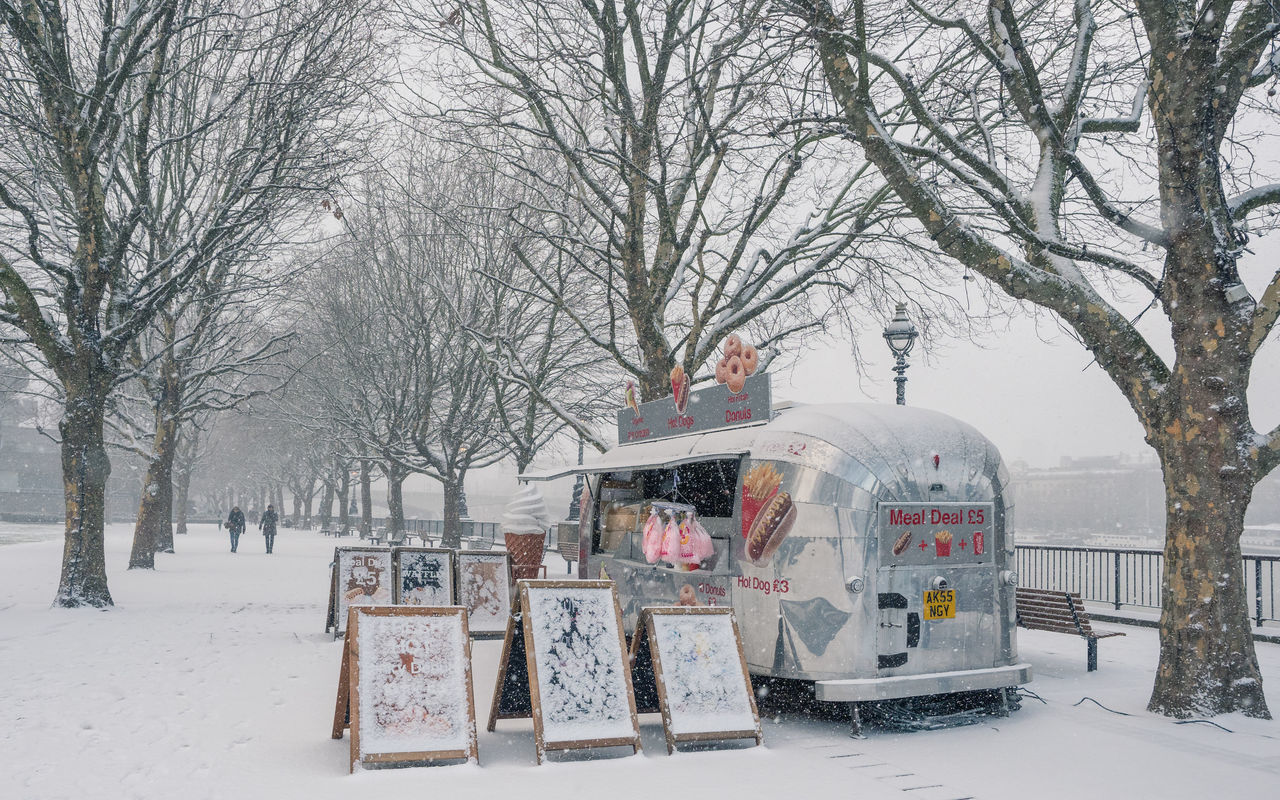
392 547 454 606
329 547 392 638
331 606 478 771
630 606 761 753
516 580 641 764
456 550 511 637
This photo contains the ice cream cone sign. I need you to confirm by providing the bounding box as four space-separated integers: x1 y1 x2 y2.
624 380 640 415
714 333 760 393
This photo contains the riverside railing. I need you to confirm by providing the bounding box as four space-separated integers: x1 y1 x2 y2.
318 518 502 548
1014 544 1279 628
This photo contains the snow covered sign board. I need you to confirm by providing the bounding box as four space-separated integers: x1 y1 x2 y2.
331 547 392 638
632 606 761 754
392 548 454 606
520 579 641 764
486 601 533 731
456 551 511 637
332 606 478 772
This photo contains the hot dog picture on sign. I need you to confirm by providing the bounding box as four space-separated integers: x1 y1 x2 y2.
740 461 796 567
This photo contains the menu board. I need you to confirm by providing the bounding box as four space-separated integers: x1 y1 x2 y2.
520 580 641 763
393 548 454 606
333 606 478 771
456 551 511 636
334 547 392 636
634 607 761 753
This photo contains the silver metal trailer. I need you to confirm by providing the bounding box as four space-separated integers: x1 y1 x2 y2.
531 400 1030 726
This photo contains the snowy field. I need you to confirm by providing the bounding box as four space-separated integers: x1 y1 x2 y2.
1 523 1277 800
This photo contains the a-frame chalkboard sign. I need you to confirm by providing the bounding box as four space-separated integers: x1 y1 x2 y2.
332 606 478 772
630 606 761 754
489 580 641 764
486 595 532 731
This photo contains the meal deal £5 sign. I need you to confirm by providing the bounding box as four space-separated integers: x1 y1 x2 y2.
879 503 993 566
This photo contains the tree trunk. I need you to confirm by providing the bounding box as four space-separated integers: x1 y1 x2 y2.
1141 52 1270 717
173 430 195 536
359 458 372 537
129 371 181 567
441 473 464 549
1150 445 1263 716
316 478 331 530
55 382 114 607
386 462 407 537
302 476 316 528
128 443 175 567
336 468 351 535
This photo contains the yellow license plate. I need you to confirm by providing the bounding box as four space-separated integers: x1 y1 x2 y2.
923 589 956 620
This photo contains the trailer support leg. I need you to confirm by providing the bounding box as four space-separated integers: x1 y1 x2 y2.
848 703 865 739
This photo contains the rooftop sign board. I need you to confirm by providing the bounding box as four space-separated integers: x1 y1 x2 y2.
616 373 771 445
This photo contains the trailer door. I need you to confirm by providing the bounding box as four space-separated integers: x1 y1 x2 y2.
876 503 998 675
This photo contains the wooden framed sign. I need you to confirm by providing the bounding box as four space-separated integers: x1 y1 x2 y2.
392 548 454 606
332 606 478 772
333 547 393 638
520 579 641 764
631 606 761 754
456 550 511 637
486 598 532 732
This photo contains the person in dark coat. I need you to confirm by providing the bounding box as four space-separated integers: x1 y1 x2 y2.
226 506 245 553
260 504 279 554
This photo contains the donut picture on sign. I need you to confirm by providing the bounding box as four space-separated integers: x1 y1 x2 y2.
714 333 760 393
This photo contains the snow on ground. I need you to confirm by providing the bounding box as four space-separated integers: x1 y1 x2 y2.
1 523 1277 800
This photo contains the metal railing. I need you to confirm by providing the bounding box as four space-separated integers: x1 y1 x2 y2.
1015 544 1279 627
315 517 506 549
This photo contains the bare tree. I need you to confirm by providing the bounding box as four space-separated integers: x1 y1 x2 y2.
121 289 294 567
790 0 1280 717
0 0 377 605
410 0 933 399
447 149 619 464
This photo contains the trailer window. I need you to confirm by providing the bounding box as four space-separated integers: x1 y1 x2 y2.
592 459 740 554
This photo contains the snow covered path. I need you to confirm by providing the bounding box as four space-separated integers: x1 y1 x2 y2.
1 523 1277 799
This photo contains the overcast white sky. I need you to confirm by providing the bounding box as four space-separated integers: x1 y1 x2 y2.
779 232 1280 469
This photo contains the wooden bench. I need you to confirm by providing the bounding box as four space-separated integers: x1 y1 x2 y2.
1016 587 1125 671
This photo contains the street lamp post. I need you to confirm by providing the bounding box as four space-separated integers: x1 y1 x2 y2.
882 303 919 406
567 436 584 521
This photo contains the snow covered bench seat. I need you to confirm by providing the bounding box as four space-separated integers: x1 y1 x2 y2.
1015 587 1125 672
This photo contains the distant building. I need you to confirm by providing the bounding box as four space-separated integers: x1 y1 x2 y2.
0 424 140 523
1011 454 1280 551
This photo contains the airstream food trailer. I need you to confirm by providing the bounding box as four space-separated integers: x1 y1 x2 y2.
531 374 1030 727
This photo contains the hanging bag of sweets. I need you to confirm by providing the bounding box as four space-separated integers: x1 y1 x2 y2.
659 511 682 566
688 512 715 563
642 507 663 563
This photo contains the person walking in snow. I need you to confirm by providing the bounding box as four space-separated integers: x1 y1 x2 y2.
260 504 279 554
226 506 246 553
